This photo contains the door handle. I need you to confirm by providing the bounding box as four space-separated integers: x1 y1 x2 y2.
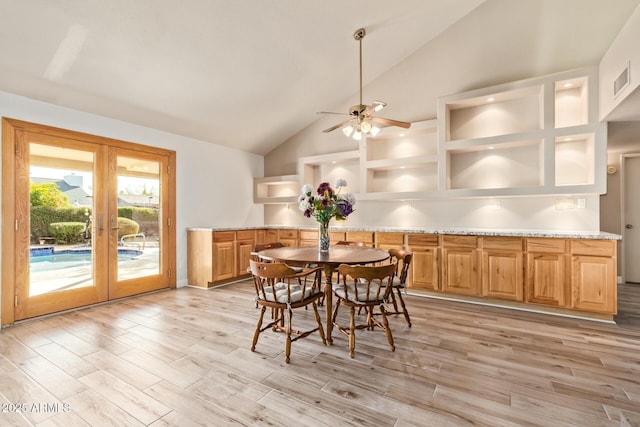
97 214 104 235
111 215 119 230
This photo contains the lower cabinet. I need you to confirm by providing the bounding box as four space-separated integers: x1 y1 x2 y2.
525 238 570 307
441 235 480 296
188 228 618 314
571 239 617 313
407 234 439 290
187 229 256 288
236 230 255 277
212 232 236 282
481 237 524 302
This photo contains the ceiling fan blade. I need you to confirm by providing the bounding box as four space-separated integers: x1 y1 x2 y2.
361 101 386 116
317 111 350 116
370 116 411 129
322 119 353 133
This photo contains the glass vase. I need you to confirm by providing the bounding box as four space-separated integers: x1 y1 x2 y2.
318 221 330 253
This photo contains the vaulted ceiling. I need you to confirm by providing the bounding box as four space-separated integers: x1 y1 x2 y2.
0 0 638 156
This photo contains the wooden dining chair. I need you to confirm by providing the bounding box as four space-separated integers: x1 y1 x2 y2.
250 242 285 262
332 262 397 358
249 260 326 363
386 248 413 327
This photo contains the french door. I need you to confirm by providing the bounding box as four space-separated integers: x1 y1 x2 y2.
2 118 176 323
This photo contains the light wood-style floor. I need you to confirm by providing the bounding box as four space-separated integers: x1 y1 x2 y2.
1 281 640 426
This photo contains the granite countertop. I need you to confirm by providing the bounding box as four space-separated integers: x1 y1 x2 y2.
187 225 621 240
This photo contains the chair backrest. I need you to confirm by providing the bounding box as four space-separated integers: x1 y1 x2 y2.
335 241 367 247
388 248 413 285
251 242 285 261
249 259 321 304
336 262 396 302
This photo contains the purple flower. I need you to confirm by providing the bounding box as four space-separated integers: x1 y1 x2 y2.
317 182 333 198
336 200 354 218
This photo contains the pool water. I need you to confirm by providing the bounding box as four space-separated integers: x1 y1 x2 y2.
30 248 143 271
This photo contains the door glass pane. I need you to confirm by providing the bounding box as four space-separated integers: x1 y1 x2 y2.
29 143 95 296
116 156 161 280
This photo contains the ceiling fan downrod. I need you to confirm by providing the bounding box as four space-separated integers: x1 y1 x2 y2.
354 28 366 112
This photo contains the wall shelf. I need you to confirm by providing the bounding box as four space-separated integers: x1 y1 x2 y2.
254 68 606 203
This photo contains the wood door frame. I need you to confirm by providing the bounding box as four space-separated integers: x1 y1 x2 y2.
620 153 640 284
1 118 176 326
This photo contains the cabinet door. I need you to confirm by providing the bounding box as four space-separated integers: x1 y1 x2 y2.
441 247 480 295
482 250 523 301
525 253 568 307
409 246 439 290
572 256 616 313
213 241 235 281
236 239 254 277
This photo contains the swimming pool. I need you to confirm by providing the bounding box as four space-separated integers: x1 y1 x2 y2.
30 247 143 271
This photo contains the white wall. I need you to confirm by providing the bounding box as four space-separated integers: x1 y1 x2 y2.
0 91 264 301
266 196 601 232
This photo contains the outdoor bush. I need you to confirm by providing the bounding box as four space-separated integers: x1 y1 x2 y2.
118 217 140 238
118 206 158 237
31 206 90 243
48 222 86 244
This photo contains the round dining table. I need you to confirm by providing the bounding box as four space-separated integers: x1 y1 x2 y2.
258 245 390 345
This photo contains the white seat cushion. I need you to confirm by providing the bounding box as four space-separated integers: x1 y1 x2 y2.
263 282 313 303
333 282 383 302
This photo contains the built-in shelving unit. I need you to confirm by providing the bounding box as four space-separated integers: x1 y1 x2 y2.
438 66 606 197
253 174 299 204
254 67 606 203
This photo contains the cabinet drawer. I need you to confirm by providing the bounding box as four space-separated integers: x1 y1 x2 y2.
526 238 567 253
236 230 255 241
407 234 439 247
213 231 235 242
571 239 615 257
346 231 374 244
278 229 298 239
299 230 317 240
376 232 404 245
482 236 523 251
442 235 477 248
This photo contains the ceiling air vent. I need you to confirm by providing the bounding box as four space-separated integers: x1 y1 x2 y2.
614 64 630 98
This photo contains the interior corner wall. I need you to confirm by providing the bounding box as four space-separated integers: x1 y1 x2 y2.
0 90 264 295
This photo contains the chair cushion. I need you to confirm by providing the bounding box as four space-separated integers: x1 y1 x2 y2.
333 283 383 302
391 276 404 288
263 282 313 303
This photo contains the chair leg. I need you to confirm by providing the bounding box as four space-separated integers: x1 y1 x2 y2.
349 306 356 359
312 302 326 345
252 306 266 351
285 306 293 364
379 304 395 352
396 288 412 327
389 288 399 312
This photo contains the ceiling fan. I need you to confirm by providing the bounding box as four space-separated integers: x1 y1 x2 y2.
319 28 411 139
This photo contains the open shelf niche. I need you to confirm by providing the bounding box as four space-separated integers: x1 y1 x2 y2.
438 66 606 196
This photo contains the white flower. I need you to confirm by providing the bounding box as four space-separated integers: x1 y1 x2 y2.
335 179 347 188
342 193 356 206
299 198 310 212
301 184 313 195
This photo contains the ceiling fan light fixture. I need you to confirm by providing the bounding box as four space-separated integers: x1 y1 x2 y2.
360 120 372 133
352 130 362 141
342 125 354 137
369 126 380 137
